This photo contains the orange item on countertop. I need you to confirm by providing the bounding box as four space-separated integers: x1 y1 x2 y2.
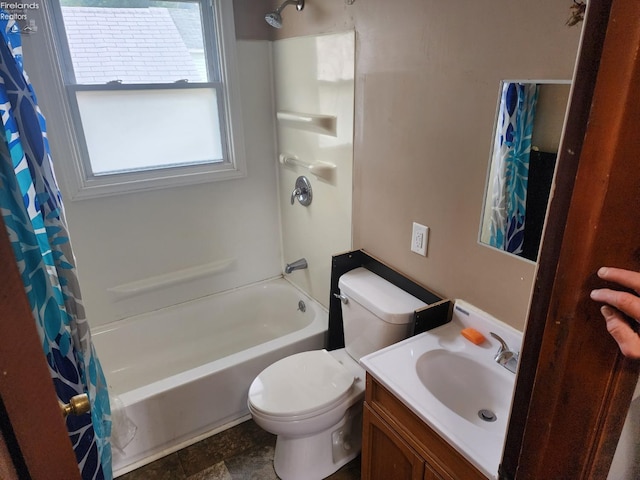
461 328 486 345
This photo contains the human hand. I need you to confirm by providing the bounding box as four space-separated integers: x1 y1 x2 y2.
590 267 640 359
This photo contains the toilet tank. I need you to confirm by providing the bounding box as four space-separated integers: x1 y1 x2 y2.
338 267 428 360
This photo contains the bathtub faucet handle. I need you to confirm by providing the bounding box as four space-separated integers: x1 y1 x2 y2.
290 187 302 205
290 176 312 206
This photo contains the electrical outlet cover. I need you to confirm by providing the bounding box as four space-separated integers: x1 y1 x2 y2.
411 222 428 256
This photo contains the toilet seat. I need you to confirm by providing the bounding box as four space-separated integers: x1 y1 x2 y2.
248 350 355 420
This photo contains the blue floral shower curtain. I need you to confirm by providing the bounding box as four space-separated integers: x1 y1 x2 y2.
488 82 539 254
0 18 111 480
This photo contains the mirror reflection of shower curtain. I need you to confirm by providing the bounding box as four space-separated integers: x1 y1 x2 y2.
0 18 112 480
488 82 539 255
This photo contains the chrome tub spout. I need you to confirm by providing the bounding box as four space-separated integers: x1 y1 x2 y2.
285 258 307 274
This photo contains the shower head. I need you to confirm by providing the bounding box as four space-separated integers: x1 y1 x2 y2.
265 11 283 28
264 0 304 29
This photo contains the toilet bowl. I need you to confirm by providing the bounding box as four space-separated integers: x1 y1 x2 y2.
249 348 364 479
248 267 427 480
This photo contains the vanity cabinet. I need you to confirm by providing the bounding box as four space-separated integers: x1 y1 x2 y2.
361 374 487 480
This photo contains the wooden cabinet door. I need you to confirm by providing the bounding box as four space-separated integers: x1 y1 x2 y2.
362 402 424 480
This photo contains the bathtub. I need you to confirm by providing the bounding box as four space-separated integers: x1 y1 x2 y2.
92 277 327 476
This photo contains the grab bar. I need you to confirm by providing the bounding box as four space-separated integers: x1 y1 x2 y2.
279 154 336 180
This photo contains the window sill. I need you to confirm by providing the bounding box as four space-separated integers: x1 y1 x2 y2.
66 161 247 200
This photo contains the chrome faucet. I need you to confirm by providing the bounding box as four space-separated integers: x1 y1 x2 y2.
489 332 519 374
284 258 307 274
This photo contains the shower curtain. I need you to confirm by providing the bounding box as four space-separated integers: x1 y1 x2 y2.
488 82 539 255
0 18 111 480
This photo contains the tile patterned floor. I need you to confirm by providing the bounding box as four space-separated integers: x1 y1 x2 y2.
118 420 361 480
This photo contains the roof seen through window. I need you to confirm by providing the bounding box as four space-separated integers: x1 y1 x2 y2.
60 3 207 84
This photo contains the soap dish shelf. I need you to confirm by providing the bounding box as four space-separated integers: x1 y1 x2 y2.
276 110 337 136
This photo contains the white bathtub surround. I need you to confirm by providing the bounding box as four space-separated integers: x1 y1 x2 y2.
274 31 355 309
25 39 282 328
92 277 327 476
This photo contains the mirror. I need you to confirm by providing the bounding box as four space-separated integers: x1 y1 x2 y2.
479 81 571 262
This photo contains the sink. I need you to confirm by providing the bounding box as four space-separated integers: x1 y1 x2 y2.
415 349 512 431
360 299 522 480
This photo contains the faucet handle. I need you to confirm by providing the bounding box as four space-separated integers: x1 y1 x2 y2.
490 332 519 373
290 187 302 205
489 332 509 353
290 176 312 206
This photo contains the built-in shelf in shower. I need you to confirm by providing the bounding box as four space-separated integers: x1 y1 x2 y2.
107 258 236 300
276 110 337 136
279 154 336 181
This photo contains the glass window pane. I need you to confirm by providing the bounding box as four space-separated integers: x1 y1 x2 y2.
60 0 207 84
76 88 223 174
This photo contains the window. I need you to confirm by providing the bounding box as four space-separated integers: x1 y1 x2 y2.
49 0 246 198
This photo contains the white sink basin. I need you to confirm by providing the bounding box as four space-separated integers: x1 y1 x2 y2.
415 349 512 432
360 300 522 480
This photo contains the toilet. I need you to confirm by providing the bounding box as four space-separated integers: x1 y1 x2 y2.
248 267 427 480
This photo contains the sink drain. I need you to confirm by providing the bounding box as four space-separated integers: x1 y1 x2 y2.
478 409 497 422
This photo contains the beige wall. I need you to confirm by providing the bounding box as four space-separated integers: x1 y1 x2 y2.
233 0 272 40
253 0 582 330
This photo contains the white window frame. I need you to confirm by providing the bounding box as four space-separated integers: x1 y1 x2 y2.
47 0 246 200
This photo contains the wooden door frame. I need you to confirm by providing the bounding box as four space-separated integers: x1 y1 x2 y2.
501 0 640 477
0 212 80 478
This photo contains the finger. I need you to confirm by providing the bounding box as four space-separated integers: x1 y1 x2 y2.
590 288 640 321
597 267 640 294
600 306 640 359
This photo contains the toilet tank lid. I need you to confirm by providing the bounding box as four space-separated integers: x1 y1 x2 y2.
338 267 428 324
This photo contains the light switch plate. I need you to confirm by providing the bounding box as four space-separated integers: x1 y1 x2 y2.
411 222 428 256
